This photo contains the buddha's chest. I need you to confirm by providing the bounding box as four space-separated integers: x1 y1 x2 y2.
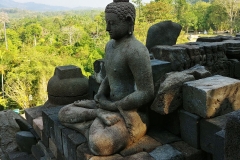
105 48 130 75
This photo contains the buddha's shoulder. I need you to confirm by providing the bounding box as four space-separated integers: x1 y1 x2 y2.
129 38 148 52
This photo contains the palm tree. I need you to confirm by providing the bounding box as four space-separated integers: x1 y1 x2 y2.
0 12 10 50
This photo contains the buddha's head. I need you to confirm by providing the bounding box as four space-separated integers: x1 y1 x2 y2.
105 0 136 40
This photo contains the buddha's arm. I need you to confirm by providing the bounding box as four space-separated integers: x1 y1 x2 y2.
98 47 154 111
94 76 110 102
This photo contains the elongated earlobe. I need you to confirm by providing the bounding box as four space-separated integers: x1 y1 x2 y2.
126 14 134 35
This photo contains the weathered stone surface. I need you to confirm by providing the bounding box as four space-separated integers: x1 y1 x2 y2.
147 128 181 145
146 20 182 50
213 130 225 160
179 110 201 149
183 75 240 118
47 65 89 105
31 145 44 159
16 131 37 154
151 45 190 71
6 151 28 160
67 132 87 160
77 143 94 160
120 135 161 157
33 116 43 139
62 128 76 158
42 106 63 138
170 141 206 160
197 36 223 42
123 152 155 160
0 110 21 154
151 59 171 85
49 138 57 158
149 144 184 160
15 117 32 131
90 154 123 160
225 110 240 160
175 44 206 67
199 111 230 153
93 59 106 84
151 72 195 115
223 40 240 48
182 65 211 80
88 75 101 99
25 105 46 126
37 141 55 160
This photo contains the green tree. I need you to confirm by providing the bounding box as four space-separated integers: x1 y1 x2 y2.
214 0 240 33
205 1 228 31
0 12 9 50
192 1 210 32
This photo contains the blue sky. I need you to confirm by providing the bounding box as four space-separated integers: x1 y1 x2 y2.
13 0 152 8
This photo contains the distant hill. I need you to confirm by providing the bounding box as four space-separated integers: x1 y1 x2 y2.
0 0 94 11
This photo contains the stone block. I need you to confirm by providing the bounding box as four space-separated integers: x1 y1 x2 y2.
37 141 55 160
62 128 76 158
197 37 222 42
120 135 162 157
88 76 100 99
225 110 240 160
175 44 205 66
42 106 63 138
42 130 49 148
147 128 181 145
16 131 37 154
25 105 46 126
6 151 28 160
67 132 87 160
53 121 65 154
213 130 225 160
223 40 240 48
150 59 171 84
234 61 240 78
123 152 155 160
49 138 57 158
182 65 211 80
77 143 94 160
183 75 240 118
170 141 206 160
33 116 43 139
199 112 230 153
149 144 184 160
162 110 181 135
151 72 195 115
90 154 123 160
146 20 182 50
179 110 201 149
151 46 190 71
15 117 32 131
31 145 44 159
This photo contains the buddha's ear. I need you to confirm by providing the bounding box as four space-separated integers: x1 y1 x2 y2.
126 14 134 25
126 14 134 35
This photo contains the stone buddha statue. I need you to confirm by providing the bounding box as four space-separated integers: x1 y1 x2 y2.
58 0 154 156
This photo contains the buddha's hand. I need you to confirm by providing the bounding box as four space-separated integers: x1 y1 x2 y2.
97 109 121 126
73 100 98 109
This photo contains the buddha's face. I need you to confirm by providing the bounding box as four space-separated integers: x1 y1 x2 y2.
105 12 129 40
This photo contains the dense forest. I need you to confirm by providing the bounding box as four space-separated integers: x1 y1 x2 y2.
0 0 240 110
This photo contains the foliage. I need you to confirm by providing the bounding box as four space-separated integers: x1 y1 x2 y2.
0 0 239 109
